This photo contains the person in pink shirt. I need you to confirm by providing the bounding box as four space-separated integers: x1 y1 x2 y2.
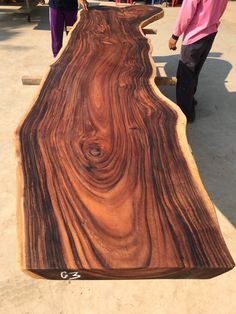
169 0 228 122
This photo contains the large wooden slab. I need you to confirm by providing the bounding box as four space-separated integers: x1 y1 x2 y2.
16 5 234 279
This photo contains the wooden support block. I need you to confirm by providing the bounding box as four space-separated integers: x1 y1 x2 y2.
22 76 42 85
16 5 234 280
67 26 157 35
21 75 177 86
155 76 177 86
142 28 157 35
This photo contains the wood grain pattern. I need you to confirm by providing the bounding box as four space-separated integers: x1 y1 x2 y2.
16 5 234 280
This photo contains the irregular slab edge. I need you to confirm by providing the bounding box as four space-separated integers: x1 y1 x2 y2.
15 6 234 279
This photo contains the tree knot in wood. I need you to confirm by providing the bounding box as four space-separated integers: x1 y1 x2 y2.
81 137 108 161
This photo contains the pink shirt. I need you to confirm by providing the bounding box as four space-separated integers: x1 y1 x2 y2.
173 0 228 45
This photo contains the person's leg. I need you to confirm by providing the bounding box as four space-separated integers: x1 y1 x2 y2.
176 33 216 122
193 32 217 95
176 59 196 122
49 7 65 57
63 9 78 34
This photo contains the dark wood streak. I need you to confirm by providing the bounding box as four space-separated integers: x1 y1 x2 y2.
16 5 234 279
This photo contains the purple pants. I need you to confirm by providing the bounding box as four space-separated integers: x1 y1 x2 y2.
49 7 77 57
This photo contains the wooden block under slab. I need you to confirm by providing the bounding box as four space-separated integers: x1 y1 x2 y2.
21 76 42 85
66 26 157 35
22 75 177 86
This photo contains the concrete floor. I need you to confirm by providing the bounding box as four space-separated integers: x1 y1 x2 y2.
0 2 236 314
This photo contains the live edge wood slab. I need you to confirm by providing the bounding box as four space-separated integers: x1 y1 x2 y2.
16 5 234 280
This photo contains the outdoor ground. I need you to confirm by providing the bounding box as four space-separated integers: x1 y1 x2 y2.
0 1 235 314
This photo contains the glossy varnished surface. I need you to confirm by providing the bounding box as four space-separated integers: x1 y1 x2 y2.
16 5 234 279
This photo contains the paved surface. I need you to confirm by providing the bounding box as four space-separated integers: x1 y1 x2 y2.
0 2 235 314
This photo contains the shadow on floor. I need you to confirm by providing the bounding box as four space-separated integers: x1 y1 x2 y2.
32 4 50 30
153 53 236 227
0 2 103 40
0 5 50 42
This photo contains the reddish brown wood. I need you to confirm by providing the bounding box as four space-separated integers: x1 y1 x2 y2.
16 5 234 280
